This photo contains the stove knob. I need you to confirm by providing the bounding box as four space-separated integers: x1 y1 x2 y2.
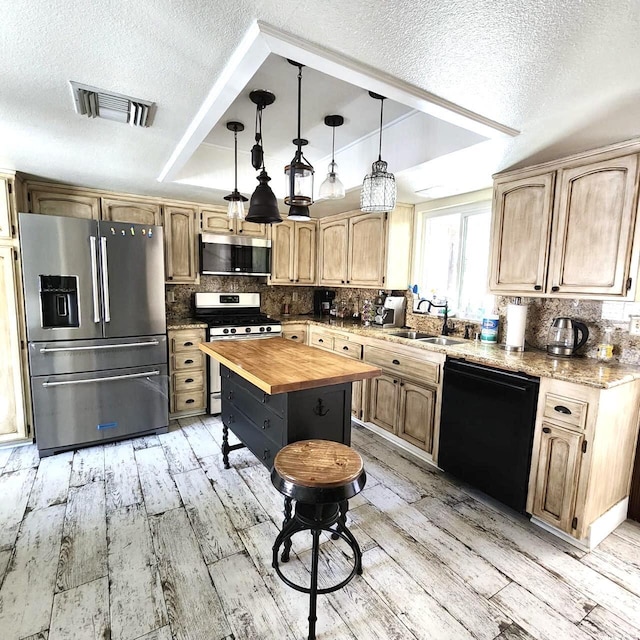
259 327 265 332
223 328 229 334
245 327 251 333
230 328 236 334
266 326 272 332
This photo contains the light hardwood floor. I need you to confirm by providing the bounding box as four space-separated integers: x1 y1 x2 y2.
1 417 640 640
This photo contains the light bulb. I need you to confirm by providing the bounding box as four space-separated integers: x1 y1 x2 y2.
319 162 345 199
227 199 245 220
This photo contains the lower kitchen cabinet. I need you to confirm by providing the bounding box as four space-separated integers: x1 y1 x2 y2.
168 328 207 417
368 373 399 434
282 323 308 344
398 379 435 451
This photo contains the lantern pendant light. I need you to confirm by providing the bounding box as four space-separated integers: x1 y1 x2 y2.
361 91 396 213
319 115 345 200
224 121 248 220
285 60 314 221
246 90 282 224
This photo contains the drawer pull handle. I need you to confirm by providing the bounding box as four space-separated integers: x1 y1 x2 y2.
392 359 400 365
184 341 193 347
185 359 194 364
318 338 324 343
185 398 195 404
534 285 542 291
185 378 194 383
227 391 234 400
262 393 268 404
263 419 270 430
291 335 298 339
551 286 560 292
554 405 572 415
262 449 270 461
228 414 234 423
542 427 551 433
393 379 398 384
343 346 349 351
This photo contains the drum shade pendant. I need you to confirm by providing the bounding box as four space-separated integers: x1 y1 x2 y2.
224 121 248 220
319 115 345 200
285 61 313 221
361 92 396 213
246 90 282 224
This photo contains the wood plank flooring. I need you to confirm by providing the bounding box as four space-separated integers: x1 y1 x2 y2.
0 417 640 640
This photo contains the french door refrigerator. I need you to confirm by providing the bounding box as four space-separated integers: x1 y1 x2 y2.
19 213 168 456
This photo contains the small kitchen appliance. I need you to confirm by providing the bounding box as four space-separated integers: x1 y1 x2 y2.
313 289 336 316
194 292 282 414
546 317 589 356
373 295 406 328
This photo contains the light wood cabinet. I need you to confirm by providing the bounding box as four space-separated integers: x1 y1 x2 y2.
168 328 207 417
28 186 100 220
348 213 386 286
282 323 307 344
0 177 13 240
398 380 435 452
102 197 162 225
200 206 267 238
164 206 198 284
490 150 640 299
369 374 399 434
527 377 640 546
270 220 316 285
318 218 348 285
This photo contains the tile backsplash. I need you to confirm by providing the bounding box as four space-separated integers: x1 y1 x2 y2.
167 278 640 365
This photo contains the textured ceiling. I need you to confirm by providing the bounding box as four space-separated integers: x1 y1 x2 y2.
2 1 640 215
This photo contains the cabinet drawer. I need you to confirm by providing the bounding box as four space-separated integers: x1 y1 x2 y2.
173 370 205 392
283 329 307 343
334 338 363 360
542 393 588 430
222 403 277 469
309 331 334 351
169 331 205 353
173 390 206 412
171 351 205 371
365 346 440 384
222 366 286 418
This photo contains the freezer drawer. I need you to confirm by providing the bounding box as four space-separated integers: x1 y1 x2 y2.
32 364 168 453
29 335 167 376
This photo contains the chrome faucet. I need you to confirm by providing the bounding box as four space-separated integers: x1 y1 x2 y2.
416 299 451 336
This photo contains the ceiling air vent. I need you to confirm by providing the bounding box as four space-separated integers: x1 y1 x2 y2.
69 81 155 127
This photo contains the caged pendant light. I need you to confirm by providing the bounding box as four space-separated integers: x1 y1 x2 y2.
319 115 345 200
361 92 396 213
224 121 248 220
284 60 314 221
246 90 282 224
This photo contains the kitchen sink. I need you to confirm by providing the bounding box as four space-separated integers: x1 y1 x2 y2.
420 336 465 346
390 330 435 339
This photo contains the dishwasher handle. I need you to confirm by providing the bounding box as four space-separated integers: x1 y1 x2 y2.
445 358 539 386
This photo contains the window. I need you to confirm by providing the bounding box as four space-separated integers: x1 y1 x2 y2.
413 201 493 320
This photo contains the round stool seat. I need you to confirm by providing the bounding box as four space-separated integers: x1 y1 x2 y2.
271 440 366 504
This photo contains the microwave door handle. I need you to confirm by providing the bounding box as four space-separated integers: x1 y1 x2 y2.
99 237 111 322
90 236 101 323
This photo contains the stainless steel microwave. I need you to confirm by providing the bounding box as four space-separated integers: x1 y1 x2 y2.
200 233 271 276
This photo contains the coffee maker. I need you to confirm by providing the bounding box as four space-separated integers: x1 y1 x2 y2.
373 294 406 328
313 289 336 316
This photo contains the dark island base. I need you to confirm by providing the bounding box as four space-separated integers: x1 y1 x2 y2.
220 365 352 470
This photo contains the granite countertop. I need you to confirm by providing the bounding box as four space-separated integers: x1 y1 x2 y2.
167 318 209 330
278 315 640 389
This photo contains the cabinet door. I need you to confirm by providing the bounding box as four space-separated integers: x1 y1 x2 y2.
201 207 234 235
549 155 639 297
348 213 386 286
29 187 100 220
0 177 12 240
270 221 294 284
294 221 316 285
237 219 267 238
531 423 583 533
352 379 363 420
398 380 435 452
489 173 554 294
368 373 399 434
0 246 27 440
102 197 161 225
165 206 198 283
318 219 348 285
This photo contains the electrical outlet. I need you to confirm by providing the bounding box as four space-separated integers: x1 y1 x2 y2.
292 291 298 301
629 315 640 335
166 290 175 304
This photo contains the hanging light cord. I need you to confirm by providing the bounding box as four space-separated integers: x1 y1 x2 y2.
255 105 266 171
233 128 239 191
378 97 385 162
331 126 336 167
296 65 302 147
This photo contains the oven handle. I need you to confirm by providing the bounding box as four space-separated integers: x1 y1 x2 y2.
208 334 281 341
42 370 160 387
40 340 160 353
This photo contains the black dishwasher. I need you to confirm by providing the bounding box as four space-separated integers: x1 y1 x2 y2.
438 358 539 513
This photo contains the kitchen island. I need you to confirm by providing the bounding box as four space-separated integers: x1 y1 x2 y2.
199 337 381 469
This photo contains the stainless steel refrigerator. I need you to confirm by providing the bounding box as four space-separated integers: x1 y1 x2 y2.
19 213 169 456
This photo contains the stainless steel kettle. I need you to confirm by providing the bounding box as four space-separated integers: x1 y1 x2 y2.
547 317 589 356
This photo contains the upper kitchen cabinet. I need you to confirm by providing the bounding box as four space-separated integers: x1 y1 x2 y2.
318 217 349 285
102 197 162 226
164 205 199 284
270 219 316 285
0 174 19 240
200 206 267 238
490 145 640 299
27 184 100 220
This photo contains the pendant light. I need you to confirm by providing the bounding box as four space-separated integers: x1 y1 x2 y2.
361 91 396 213
224 121 248 220
246 90 282 224
285 60 314 221
319 115 345 200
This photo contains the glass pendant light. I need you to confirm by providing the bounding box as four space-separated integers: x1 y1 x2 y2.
284 60 313 221
246 90 282 224
223 121 248 220
319 115 345 200
361 91 396 213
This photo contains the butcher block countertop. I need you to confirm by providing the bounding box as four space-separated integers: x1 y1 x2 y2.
199 337 381 395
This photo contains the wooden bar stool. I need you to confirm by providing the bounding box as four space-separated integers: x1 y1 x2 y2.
271 439 366 640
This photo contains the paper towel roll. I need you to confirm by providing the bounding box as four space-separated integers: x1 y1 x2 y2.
505 303 528 350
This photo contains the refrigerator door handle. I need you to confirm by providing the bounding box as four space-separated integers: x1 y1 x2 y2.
42 370 160 387
39 340 160 353
90 236 101 323
100 237 111 322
